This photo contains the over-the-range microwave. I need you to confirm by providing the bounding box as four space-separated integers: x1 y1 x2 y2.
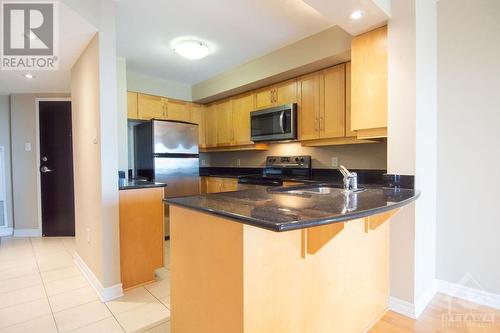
250 103 297 142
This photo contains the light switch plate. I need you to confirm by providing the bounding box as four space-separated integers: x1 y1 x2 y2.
24 142 32 152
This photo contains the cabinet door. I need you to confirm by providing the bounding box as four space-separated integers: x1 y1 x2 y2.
137 94 165 120
351 25 387 131
222 179 238 192
215 99 233 146
321 64 345 139
298 73 320 140
206 179 222 193
275 80 297 105
255 88 274 109
167 100 190 122
205 104 218 148
190 103 206 148
127 92 138 119
344 62 356 137
232 93 254 146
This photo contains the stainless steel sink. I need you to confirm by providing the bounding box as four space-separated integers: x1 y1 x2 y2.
273 184 365 196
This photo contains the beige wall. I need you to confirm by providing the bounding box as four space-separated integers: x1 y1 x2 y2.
0 95 13 228
436 0 500 294
192 26 352 103
72 32 120 289
10 93 70 232
127 71 192 101
201 142 387 170
387 0 438 315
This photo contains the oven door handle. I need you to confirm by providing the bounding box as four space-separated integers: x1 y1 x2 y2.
279 111 285 134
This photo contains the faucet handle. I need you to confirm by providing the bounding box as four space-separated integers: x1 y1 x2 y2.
338 165 358 191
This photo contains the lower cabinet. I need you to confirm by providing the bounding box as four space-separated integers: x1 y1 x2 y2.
203 177 238 193
119 187 164 290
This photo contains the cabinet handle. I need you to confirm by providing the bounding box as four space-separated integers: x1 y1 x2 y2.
320 116 324 131
315 118 319 131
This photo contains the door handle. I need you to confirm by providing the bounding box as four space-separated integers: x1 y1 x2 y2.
40 166 53 173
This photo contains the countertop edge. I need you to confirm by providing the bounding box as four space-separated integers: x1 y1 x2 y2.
166 190 420 232
119 183 167 191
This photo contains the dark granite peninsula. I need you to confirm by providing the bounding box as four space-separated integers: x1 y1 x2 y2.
118 180 166 191
166 181 419 333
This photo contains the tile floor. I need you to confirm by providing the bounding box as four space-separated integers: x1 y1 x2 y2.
0 237 171 333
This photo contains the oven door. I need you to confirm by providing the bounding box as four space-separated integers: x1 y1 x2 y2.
250 104 297 142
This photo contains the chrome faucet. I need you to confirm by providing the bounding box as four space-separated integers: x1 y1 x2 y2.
338 165 358 192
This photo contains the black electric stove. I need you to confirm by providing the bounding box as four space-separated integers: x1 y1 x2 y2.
237 155 312 187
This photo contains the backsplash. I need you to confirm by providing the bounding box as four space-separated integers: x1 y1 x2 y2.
200 141 387 170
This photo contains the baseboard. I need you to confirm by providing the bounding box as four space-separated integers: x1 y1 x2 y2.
0 227 13 237
74 253 124 302
436 279 500 311
415 281 437 318
13 228 42 237
389 296 417 319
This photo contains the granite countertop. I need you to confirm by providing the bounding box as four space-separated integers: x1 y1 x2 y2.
119 180 167 191
166 183 419 232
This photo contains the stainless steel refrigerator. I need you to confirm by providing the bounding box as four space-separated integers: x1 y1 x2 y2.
134 120 200 236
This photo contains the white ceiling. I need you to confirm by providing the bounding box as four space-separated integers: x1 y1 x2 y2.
116 0 335 85
0 2 97 94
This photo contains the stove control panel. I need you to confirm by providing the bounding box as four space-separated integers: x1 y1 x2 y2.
265 155 311 168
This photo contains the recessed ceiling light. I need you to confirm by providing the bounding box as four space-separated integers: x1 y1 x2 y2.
173 39 210 60
350 10 365 20
24 73 35 79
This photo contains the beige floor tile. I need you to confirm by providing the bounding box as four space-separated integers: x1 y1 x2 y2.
159 295 170 309
41 265 82 283
44 275 89 296
0 262 39 282
115 301 170 333
154 267 169 280
53 300 111 333
66 317 124 333
144 278 170 299
36 251 75 272
0 273 42 293
106 287 158 315
49 285 98 313
0 298 52 329
143 321 170 333
0 257 37 270
0 284 47 309
0 314 57 333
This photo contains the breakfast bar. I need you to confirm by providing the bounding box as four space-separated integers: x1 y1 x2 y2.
166 183 418 333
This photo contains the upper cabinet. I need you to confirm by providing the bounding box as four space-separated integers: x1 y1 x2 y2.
205 104 218 148
351 25 387 138
345 62 356 138
231 93 254 146
137 93 166 120
166 99 190 122
215 99 233 147
255 79 297 109
189 103 206 148
127 92 138 119
298 64 345 142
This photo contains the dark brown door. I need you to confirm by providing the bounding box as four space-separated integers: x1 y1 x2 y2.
39 101 75 237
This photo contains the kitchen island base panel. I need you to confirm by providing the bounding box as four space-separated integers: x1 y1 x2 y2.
170 206 391 333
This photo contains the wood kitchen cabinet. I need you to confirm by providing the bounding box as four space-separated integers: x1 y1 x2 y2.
190 103 206 148
345 62 356 137
205 177 238 193
166 99 190 122
215 99 233 147
137 93 166 120
205 104 218 148
127 92 138 119
298 63 345 141
231 93 254 146
351 25 387 138
255 79 297 109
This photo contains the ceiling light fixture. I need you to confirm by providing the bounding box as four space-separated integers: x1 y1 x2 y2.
173 39 210 60
24 73 35 79
350 10 365 20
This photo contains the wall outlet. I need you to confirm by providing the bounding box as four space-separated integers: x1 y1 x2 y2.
201 159 208 166
236 158 241 167
331 157 339 168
